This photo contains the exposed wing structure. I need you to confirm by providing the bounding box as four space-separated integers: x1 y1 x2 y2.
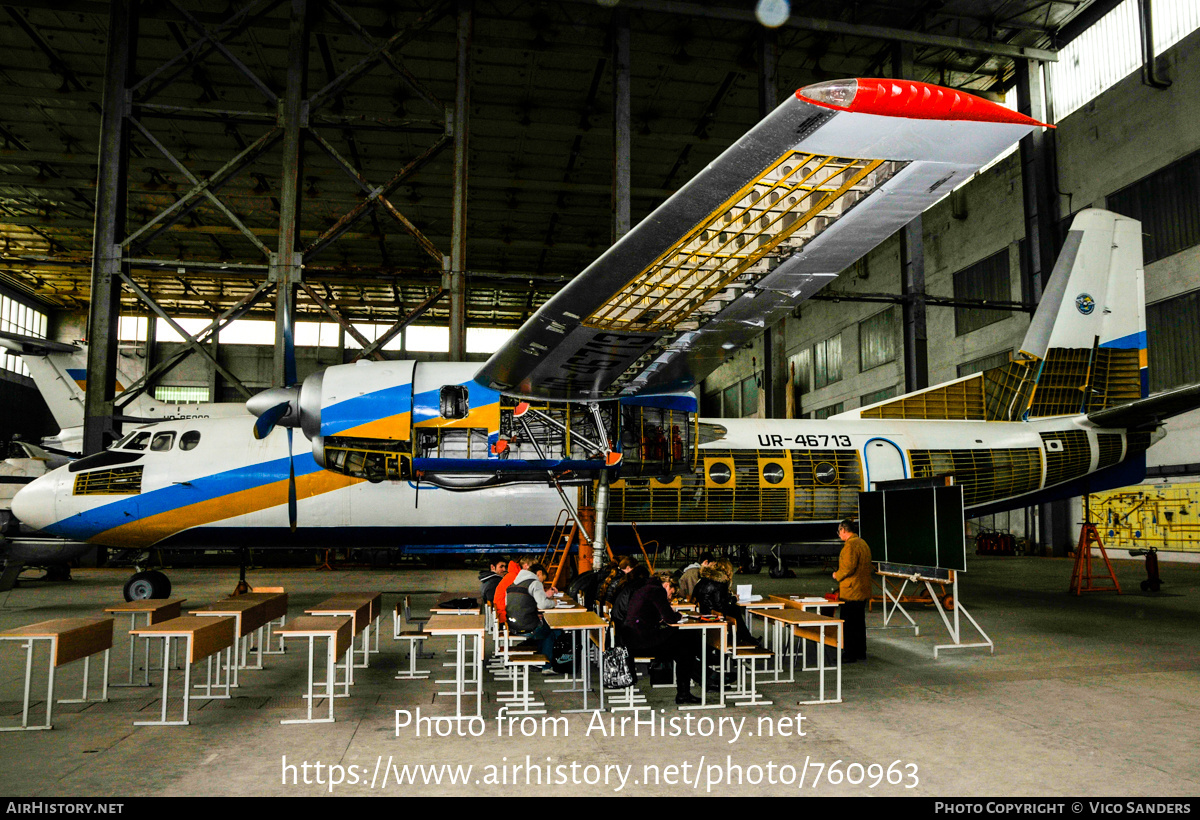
475 78 1045 401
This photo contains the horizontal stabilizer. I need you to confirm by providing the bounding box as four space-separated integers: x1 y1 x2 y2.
1087 383 1200 429
0 331 78 355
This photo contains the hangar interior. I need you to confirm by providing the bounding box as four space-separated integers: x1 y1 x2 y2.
0 0 1198 800
1 0 1200 561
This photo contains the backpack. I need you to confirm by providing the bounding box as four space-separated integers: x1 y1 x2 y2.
551 632 574 673
566 571 599 609
505 579 541 634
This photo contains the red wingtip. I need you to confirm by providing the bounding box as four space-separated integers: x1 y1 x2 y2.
606 451 623 467
513 401 530 418
796 78 1053 128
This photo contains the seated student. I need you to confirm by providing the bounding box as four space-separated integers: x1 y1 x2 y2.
677 552 715 601
621 572 703 705
598 556 638 611
493 556 524 626
506 562 561 673
478 556 508 605
609 563 651 633
692 558 757 646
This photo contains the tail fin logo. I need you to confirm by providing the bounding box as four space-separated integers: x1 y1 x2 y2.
1075 293 1096 315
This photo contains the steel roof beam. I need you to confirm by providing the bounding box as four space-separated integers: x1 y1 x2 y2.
570 0 1058 62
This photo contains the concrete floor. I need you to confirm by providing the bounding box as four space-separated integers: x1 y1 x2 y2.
0 555 1196 797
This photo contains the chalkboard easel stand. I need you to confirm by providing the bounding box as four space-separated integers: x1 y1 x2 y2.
875 568 994 659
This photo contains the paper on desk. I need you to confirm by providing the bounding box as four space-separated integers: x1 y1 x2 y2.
737 595 763 603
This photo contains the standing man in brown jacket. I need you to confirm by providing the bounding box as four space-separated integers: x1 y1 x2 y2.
833 518 872 663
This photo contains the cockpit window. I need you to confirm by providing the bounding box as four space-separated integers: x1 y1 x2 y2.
150 432 175 452
124 432 152 451
180 431 201 451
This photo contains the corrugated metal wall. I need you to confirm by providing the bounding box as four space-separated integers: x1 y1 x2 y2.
1107 147 1200 265
1147 288 1200 392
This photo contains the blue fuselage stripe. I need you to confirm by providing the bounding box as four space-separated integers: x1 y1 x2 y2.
46 451 313 540
321 383 412 436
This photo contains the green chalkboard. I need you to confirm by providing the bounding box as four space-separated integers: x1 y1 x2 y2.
857 485 966 573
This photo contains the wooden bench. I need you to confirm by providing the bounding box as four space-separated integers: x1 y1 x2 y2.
496 654 548 716
230 589 288 655
274 616 354 724
306 593 381 672
191 598 275 683
129 615 236 726
103 598 187 687
393 596 430 681
0 617 114 732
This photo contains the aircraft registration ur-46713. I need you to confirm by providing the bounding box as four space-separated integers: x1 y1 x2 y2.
14 79 1200 598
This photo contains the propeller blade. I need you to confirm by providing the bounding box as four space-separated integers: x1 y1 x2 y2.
287 427 297 532
253 401 291 440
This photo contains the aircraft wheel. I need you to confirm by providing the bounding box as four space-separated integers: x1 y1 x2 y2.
123 570 172 601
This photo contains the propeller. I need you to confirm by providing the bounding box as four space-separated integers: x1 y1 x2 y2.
246 296 302 530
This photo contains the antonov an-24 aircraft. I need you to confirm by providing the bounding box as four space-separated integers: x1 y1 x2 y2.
14 78 1200 598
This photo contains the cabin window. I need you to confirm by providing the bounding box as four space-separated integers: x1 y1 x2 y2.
707 461 732 485
440 385 469 419
180 431 201 451
124 432 151 451
150 432 175 452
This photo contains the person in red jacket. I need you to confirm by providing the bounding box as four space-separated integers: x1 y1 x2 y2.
493 557 524 625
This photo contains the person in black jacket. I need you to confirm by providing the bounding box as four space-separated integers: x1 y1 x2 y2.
622 572 702 705
478 556 508 605
609 564 651 631
692 559 757 646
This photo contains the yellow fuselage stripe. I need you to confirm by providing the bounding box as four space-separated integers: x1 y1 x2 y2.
93 470 364 547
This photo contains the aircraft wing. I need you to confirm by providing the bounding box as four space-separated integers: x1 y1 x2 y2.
474 78 1046 401
1087 383 1200 430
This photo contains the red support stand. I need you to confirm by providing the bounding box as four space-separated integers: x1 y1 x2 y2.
1069 523 1122 595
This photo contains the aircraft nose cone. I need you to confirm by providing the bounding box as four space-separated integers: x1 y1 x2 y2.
11 471 59 533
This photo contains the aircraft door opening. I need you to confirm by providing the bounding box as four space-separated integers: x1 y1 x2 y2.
864 438 907 489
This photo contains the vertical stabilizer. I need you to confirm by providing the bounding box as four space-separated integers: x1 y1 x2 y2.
1018 209 1146 396
848 208 1146 422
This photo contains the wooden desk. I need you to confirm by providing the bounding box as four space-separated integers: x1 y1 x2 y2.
542 610 607 712
307 593 381 668
191 598 274 683
103 598 186 686
129 615 236 726
424 614 485 718
758 609 843 705
230 591 288 655
274 616 354 724
671 615 727 710
0 618 113 731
